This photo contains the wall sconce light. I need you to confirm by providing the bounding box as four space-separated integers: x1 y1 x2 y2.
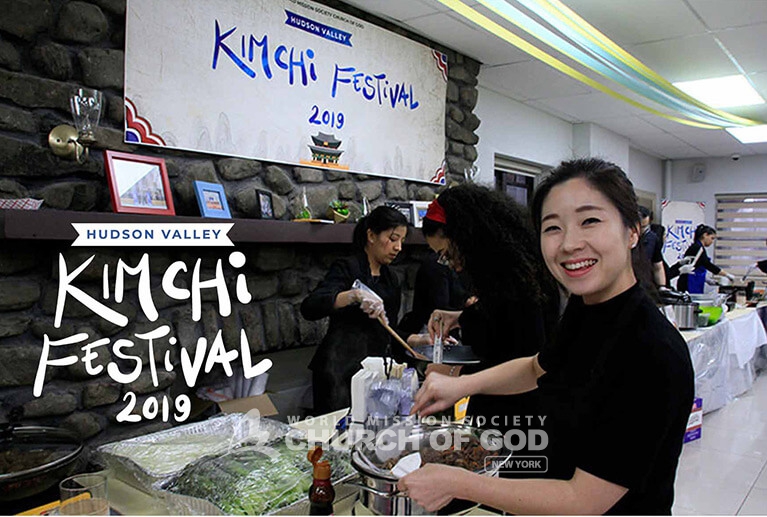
48 87 103 163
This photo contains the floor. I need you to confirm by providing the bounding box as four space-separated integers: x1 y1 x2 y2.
673 372 767 515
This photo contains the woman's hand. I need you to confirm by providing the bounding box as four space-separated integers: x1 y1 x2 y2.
397 464 467 512
427 309 462 342
407 333 432 347
360 297 387 323
425 363 462 377
411 372 467 416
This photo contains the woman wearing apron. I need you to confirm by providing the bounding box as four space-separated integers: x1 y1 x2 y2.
676 224 733 293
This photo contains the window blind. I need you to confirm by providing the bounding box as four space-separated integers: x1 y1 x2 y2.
715 193 767 281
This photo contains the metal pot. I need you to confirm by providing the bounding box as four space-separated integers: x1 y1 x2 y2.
0 426 83 501
673 302 700 330
349 421 510 515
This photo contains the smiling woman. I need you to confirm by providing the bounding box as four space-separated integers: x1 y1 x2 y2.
401 158 694 515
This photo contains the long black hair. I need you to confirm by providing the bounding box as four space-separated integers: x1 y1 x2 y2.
427 183 554 310
352 205 408 251
530 158 655 297
694 224 716 242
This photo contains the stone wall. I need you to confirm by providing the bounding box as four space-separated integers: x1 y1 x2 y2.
0 0 480 446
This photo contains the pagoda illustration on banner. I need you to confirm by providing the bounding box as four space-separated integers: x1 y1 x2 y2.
300 132 350 170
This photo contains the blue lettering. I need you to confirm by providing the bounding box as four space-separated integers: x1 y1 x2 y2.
212 21 256 78
331 65 355 98
248 35 272 79
275 45 288 70
212 21 317 87
331 64 417 111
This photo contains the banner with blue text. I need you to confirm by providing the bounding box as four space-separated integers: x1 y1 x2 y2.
125 0 448 184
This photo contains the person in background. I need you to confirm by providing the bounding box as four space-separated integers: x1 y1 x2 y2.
676 224 734 293
399 158 694 515
397 250 469 339
639 207 666 287
300 206 408 414
410 184 559 437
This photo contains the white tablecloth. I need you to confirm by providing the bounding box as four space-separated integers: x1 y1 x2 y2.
680 307 767 413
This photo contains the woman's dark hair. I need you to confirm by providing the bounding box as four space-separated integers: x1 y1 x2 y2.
530 158 655 298
531 158 640 235
421 216 445 238
694 224 716 241
352 205 408 251
429 183 554 310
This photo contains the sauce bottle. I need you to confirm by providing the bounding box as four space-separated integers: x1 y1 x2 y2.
307 446 335 515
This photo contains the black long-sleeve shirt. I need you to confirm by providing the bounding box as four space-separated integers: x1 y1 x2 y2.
300 252 401 413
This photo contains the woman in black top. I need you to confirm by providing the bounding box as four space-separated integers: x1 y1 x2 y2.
300 206 408 414
676 224 733 293
407 184 559 436
402 158 694 515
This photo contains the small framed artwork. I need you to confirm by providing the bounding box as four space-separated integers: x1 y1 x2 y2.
193 181 231 218
411 201 431 228
104 150 175 215
256 189 275 219
385 201 413 225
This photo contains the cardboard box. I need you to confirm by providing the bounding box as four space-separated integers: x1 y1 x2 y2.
218 393 278 417
684 397 702 443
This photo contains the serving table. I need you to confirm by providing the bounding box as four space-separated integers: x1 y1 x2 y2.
680 306 767 413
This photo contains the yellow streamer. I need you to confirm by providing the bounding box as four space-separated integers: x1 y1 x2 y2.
538 0 760 126
436 0 721 128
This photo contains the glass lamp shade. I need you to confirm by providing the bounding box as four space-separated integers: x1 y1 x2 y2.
70 88 102 144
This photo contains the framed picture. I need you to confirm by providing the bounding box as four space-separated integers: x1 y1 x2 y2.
256 189 274 219
385 201 413 225
193 181 231 218
411 201 431 228
104 150 175 215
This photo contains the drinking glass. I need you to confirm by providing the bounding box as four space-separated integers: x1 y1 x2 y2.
59 472 109 515
69 88 103 144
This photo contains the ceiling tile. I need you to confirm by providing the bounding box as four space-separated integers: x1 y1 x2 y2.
688 0 767 30
479 60 593 101
592 116 667 137
716 24 767 74
402 12 529 65
561 0 707 46
672 127 742 147
524 99 582 123
654 145 709 159
628 33 739 82
533 92 639 120
339 0 440 22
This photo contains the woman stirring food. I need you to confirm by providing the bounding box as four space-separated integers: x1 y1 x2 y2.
399 158 694 515
300 206 408 414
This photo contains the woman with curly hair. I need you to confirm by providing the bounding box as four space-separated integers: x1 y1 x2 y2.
413 183 559 436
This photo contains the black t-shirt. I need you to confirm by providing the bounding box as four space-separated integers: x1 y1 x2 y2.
641 229 663 264
537 283 694 515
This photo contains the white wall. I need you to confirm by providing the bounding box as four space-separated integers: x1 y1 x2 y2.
474 86 572 184
670 155 767 224
573 123 629 172
475 86 664 202
628 147 664 197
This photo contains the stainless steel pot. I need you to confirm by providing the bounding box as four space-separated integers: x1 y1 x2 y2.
0 426 83 501
349 421 510 515
673 302 700 330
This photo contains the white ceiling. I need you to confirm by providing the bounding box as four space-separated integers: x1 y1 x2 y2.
340 0 767 159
